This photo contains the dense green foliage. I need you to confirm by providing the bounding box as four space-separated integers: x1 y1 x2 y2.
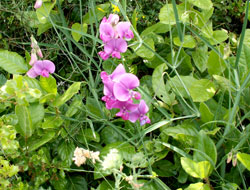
0 0 250 189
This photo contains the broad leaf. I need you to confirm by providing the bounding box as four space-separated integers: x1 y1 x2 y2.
40 75 57 94
36 2 56 24
53 82 81 107
28 131 55 152
199 102 214 123
194 130 217 166
192 45 208 72
188 79 216 102
237 152 250 171
152 63 175 105
185 183 210 190
186 0 213 10
174 35 196 48
0 50 28 74
181 157 212 179
71 23 88 42
15 105 33 138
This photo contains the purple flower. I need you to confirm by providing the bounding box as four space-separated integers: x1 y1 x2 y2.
98 14 134 60
27 60 55 78
129 100 151 126
105 38 128 59
112 100 138 120
34 0 43 9
116 22 134 40
113 73 140 102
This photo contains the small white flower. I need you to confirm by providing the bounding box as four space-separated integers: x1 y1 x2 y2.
101 149 123 171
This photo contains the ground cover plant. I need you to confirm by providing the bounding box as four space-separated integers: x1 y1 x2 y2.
0 0 250 189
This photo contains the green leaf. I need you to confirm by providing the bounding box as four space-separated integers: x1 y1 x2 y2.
181 157 212 179
152 160 176 177
207 49 226 76
0 50 28 74
71 23 88 42
166 75 197 98
28 131 55 152
237 152 250 171
15 105 33 138
188 79 216 102
152 63 175 105
163 123 198 146
101 127 124 144
185 183 210 190
186 0 213 10
159 4 185 25
132 38 155 59
213 75 235 92
199 102 214 123
58 140 75 166
40 75 57 94
193 131 217 166
173 35 196 48
66 175 88 190
53 82 81 107
77 128 100 143
36 2 56 24
41 116 63 129
192 45 208 72
210 29 228 45
141 22 170 36
29 103 45 125
37 22 52 36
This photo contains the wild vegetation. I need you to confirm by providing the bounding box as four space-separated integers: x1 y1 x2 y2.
0 0 250 189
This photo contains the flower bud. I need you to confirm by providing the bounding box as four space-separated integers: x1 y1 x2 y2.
34 0 43 9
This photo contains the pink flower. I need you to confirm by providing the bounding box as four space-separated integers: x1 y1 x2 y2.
112 100 138 120
99 38 127 60
98 14 134 60
116 22 134 40
129 100 151 126
113 73 140 102
34 0 43 9
27 60 55 78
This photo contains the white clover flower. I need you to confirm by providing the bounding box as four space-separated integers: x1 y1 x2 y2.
101 149 123 171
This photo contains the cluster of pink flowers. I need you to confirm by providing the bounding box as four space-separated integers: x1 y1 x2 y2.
98 14 134 60
101 64 150 125
27 36 55 78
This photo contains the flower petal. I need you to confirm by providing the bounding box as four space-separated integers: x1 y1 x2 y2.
100 23 115 42
113 82 130 101
110 64 126 81
107 14 119 25
27 67 39 78
42 60 55 73
116 38 127 53
138 100 149 114
119 73 140 89
129 110 140 123
33 60 44 74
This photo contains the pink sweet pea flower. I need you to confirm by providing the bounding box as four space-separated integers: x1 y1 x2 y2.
34 0 43 9
27 60 55 78
113 73 140 102
116 22 134 40
112 100 138 120
129 100 151 125
99 23 115 43
104 38 127 59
